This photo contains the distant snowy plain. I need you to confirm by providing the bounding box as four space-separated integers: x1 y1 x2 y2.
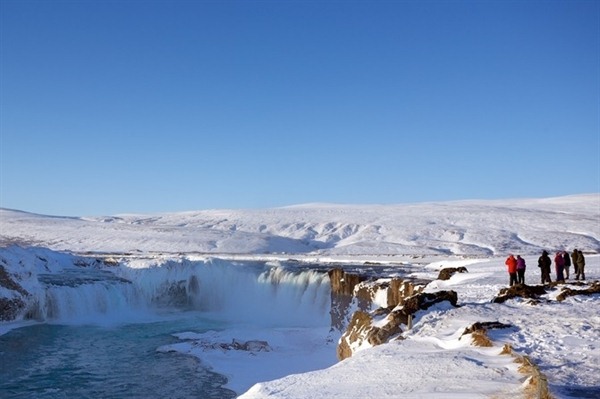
1 194 599 398
2 194 598 257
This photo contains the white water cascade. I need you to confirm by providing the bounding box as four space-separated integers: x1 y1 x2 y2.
24 257 332 328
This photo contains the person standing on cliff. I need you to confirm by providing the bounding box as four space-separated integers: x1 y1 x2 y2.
538 250 552 284
505 254 518 286
563 251 571 279
554 252 565 282
575 249 586 280
516 255 526 284
572 249 580 276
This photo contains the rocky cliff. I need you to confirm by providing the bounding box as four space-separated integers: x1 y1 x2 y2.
328 268 458 360
0 264 28 321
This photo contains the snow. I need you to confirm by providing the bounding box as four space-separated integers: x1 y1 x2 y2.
203 256 599 399
1 193 598 256
1 194 599 398
240 341 524 399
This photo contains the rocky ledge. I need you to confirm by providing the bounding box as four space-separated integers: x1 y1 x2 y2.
328 268 459 360
330 267 600 361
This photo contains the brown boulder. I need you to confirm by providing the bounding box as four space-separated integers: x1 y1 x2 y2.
461 321 512 347
492 284 547 304
438 267 468 281
403 290 458 314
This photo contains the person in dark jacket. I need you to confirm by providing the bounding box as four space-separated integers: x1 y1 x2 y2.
554 252 565 282
563 251 571 279
516 255 526 284
575 249 586 280
572 249 580 276
538 250 552 284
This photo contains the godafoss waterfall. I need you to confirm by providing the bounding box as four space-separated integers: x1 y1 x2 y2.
0 247 334 398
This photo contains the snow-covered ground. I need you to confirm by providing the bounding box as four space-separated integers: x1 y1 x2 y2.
1 194 599 398
159 256 599 399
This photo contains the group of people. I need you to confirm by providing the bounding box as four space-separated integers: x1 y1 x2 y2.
504 249 586 286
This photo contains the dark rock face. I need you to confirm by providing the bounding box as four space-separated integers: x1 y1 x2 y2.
492 284 547 303
328 268 368 332
0 264 30 321
437 267 468 281
402 291 458 314
0 297 27 321
0 265 28 296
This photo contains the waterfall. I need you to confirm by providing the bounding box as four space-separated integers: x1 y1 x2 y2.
24 257 332 327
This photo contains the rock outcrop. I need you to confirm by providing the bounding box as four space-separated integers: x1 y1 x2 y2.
328 268 430 333
328 268 368 332
0 263 30 321
206 339 273 353
329 269 457 360
492 284 547 304
460 321 513 347
437 266 468 281
0 297 27 321
556 281 600 301
493 281 600 304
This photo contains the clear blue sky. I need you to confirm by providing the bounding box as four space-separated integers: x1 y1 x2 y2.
1 0 599 216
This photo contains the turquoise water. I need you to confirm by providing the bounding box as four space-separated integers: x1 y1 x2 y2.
0 316 237 399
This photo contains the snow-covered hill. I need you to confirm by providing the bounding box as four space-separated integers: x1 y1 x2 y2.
2 194 598 256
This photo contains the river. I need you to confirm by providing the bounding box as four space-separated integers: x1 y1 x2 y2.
0 315 237 399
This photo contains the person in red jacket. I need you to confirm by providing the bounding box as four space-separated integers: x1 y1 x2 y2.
505 254 518 286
